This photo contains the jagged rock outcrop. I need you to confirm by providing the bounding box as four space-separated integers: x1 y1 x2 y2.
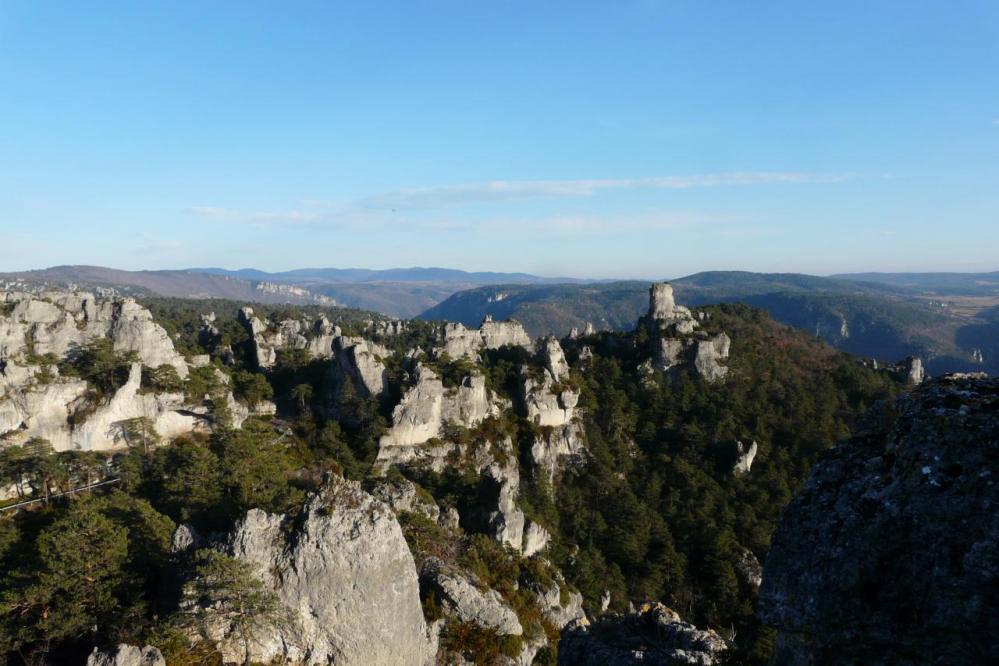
0 292 254 450
86 644 165 666
647 283 698 335
759 375 999 665
522 337 587 481
904 355 924 384
331 335 388 400
529 421 587 482
0 360 239 451
642 283 730 382
371 319 407 337
0 291 188 377
238 307 340 369
373 477 442 523
437 317 533 360
540 337 569 382
421 557 523 636
486 456 527 551
731 439 758 476
202 477 437 665
170 523 205 554
535 578 586 630
734 547 763 588
558 602 728 665
376 365 501 469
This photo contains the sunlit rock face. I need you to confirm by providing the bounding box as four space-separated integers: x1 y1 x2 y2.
204 478 439 665
330 335 388 399
436 316 533 360
238 307 341 369
0 290 259 451
640 283 731 383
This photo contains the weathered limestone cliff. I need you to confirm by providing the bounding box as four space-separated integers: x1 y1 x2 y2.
1 291 188 377
330 335 388 400
197 477 438 665
524 337 587 480
759 375 999 664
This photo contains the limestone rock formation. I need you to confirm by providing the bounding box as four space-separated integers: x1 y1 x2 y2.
558 602 728 665
372 477 441 523
422 557 523 637
540 337 570 382
205 477 437 665
535 578 586 630
86 645 166 666
0 290 188 377
331 335 388 399
904 355 924 384
759 375 999 665
0 291 257 450
529 421 587 482
731 439 758 476
692 333 731 382
647 283 697 335
238 307 340 369
734 547 763 589
437 317 533 360
376 365 500 469
641 283 730 383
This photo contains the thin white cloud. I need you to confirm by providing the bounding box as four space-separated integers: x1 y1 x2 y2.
189 170 850 228
357 171 852 211
187 206 320 226
993 118 999 125
187 205 233 218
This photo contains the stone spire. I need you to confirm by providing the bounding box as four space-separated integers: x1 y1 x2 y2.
649 282 676 320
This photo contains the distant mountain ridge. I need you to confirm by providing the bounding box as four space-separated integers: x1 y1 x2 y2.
4 265 998 376
189 266 590 285
420 271 999 377
0 265 597 319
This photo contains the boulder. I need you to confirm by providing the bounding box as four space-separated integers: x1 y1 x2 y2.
210 477 438 665
758 376 999 664
373 477 441 523
86 645 165 666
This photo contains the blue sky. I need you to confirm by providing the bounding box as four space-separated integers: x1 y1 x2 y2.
1 1 997 278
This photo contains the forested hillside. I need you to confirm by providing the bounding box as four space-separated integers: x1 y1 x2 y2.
0 288 901 664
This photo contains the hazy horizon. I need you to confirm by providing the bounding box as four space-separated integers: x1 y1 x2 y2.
2 2 997 277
